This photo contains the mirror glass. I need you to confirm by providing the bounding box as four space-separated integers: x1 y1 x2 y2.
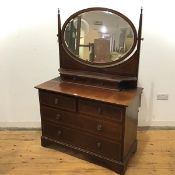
64 10 135 64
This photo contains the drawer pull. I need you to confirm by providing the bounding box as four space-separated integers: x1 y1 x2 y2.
96 142 102 148
97 124 102 131
73 77 76 81
57 130 62 136
54 98 59 105
56 114 61 120
97 107 102 114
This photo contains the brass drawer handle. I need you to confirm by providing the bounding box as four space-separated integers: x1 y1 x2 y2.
57 130 62 136
97 107 102 114
96 142 102 148
56 114 61 120
100 82 104 86
97 124 102 131
54 98 59 105
73 77 76 81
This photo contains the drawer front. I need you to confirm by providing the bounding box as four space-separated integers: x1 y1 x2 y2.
40 106 122 141
39 90 76 112
42 122 121 160
78 99 123 122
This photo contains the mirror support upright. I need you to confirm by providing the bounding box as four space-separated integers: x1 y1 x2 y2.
57 8 62 66
136 7 143 78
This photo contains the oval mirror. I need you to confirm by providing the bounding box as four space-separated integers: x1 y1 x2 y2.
63 8 137 65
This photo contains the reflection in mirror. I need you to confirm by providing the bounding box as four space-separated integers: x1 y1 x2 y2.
64 10 135 63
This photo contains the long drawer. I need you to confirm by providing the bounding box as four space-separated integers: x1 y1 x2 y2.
78 99 123 122
42 122 121 161
39 91 76 112
40 105 122 141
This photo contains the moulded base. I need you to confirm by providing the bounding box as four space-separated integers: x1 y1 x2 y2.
41 136 137 175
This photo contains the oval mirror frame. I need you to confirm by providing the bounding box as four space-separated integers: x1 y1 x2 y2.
62 7 137 67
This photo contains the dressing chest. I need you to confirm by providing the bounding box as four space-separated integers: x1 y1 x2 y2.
35 7 143 175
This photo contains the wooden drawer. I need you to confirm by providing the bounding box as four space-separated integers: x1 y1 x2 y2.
78 99 123 122
39 90 76 112
42 122 121 160
40 105 122 141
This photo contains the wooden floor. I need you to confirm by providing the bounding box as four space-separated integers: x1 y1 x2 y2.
0 130 175 175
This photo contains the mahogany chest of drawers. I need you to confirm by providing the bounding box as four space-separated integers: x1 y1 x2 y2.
36 78 142 175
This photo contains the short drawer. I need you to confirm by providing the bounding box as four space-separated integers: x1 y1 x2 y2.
42 122 121 160
40 106 122 141
78 99 123 122
39 90 76 112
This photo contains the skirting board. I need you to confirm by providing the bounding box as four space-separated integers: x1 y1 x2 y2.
0 122 41 128
0 121 175 129
138 120 175 127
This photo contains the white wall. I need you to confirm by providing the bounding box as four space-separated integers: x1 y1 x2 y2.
0 0 175 127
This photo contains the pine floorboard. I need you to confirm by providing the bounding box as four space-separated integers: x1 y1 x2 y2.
0 130 175 175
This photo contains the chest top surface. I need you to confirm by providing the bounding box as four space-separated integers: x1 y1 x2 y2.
35 78 142 106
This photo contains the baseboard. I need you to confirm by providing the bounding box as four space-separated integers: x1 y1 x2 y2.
0 121 175 130
138 120 175 127
0 122 41 129
138 126 175 130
